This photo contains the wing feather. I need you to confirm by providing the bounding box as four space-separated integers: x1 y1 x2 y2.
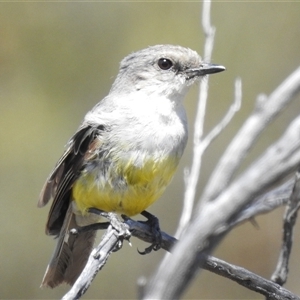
38 124 105 235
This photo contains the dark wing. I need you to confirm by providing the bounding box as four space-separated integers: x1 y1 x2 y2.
38 124 105 235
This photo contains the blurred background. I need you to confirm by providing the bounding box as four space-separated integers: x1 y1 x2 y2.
1 1 300 299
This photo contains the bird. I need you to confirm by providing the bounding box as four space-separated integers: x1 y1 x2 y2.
38 44 225 288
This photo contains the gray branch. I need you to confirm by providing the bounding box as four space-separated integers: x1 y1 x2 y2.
202 67 300 204
270 169 300 286
62 225 121 300
61 213 300 300
205 256 300 300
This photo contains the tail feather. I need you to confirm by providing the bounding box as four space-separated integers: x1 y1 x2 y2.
41 203 96 288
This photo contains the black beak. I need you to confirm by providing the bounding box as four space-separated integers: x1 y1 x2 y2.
186 63 226 79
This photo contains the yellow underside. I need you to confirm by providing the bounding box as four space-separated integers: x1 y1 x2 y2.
72 155 178 216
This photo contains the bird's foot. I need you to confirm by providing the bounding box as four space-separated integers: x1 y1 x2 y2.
137 210 162 255
87 208 131 251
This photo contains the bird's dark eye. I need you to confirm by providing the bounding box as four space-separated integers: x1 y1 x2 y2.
158 58 173 70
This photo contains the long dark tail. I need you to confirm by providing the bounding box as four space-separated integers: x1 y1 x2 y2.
41 203 96 288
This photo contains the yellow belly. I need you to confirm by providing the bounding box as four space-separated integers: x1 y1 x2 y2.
72 155 179 216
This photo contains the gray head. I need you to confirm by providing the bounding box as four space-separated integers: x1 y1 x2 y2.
110 45 225 98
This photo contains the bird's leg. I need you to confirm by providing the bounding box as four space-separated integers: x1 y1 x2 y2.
69 207 112 235
137 210 162 255
69 222 110 235
87 208 130 236
87 208 131 251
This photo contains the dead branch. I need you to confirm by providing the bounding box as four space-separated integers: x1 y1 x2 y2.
270 168 300 286
61 209 300 300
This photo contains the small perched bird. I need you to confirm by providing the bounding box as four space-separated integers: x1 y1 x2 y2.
38 44 225 288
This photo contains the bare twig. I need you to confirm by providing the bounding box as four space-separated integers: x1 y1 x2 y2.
205 256 300 300
130 217 299 299
202 67 300 204
201 0 215 57
176 0 240 238
132 218 299 300
62 215 299 300
177 0 215 238
62 225 123 300
177 78 241 237
270 168 300 286
227 177 294 228
202 78 241 152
